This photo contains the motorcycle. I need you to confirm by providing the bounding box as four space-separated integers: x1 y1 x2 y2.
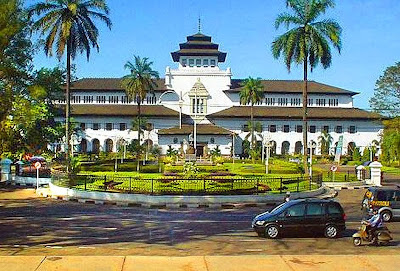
352 220 392 246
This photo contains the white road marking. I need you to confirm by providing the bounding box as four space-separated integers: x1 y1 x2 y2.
245 249 263 252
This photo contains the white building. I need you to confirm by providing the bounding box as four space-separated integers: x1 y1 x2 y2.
59 31 383 157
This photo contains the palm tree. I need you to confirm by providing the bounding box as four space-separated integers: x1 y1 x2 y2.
28 0 112 173
272 0 342 175
239 77 264 150
318 130 333 155
121 56 159 172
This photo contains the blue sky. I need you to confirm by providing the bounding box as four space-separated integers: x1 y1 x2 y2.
26 0 400 110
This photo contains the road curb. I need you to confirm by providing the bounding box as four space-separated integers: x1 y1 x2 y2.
36 183 333 209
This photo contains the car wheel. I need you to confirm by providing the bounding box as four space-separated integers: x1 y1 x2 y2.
353 237 362 246
265 225 279 239
324 225 338 238
381 210 392 222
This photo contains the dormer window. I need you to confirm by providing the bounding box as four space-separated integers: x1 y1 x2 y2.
182 58 187 67
196 59 201 67
189 59 194 67
210 59 216 67
203 59 209 67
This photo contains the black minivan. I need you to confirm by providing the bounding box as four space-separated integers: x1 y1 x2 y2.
252 198 346 239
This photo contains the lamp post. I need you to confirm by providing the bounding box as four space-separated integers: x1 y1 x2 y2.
309 141 317 177
264 137 272 174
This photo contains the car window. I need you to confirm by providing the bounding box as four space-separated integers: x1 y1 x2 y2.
286 203 305 217
376 190 388 201
306 203 324 216
327 203 342 214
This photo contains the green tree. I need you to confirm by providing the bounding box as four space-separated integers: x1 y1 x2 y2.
272 0 342 174
121 56 159 172
318 130 333 155
370 62 400 117
352 147 361 162
0 0 35 157
239 77 264 149
28 0 112 173
381 118 400 166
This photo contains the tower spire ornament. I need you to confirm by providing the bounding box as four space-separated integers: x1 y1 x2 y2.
198 16 201 33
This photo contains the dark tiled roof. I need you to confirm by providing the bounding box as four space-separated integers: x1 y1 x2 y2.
171 32 227 62
207 106 383 120
158 124 232 135
226 80 358 96
61 104 182 117
67 78 168 92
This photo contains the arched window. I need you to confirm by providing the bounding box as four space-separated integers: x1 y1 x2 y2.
281 141 290 155
295 141 303 154
105 139 113 153
92 139 100 154
347 142 356 156
270 141 277 156
80 139 87 153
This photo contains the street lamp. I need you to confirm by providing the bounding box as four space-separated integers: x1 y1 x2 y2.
308 141 317 177
264 137 273 174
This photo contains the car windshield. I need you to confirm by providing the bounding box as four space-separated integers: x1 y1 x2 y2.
270 202 289 214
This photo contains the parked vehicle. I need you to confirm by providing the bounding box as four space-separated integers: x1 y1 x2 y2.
362 186 400 222
252 198 346 239
352 220 392 246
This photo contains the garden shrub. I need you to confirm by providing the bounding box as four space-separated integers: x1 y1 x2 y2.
140 165 159 173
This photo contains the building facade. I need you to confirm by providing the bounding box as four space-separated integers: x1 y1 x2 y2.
57 31 383 157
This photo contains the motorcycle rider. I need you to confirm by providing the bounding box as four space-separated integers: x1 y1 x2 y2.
365 209 383 241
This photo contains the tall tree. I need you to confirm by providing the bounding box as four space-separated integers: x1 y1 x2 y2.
0 0 34 158
28 0 112 173
370 62 400 117
272 0 342 174
239 77 264 149
121 56 159 172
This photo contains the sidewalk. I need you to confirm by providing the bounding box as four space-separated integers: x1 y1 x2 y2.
0 255 399 271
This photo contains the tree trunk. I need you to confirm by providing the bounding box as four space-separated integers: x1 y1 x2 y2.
302 57 309 177
65 39 71 174
251 102 254 149
137 97 141 173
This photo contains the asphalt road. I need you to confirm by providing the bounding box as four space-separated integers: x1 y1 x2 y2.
0 186 399 256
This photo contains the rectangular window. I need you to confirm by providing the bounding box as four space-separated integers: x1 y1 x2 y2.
210 59 216 67
291 98 301 106
93 123 100 130
269 125 277 133
309 125 316 133
196 59 201 67
80 123 86 131
278 97 288 106
306 203 324 216
106 123 113 131
203 59 208 67
308 98 313 106
189 59 194 67
296 125 302 133
349 126 357 134
335 126 343 133
243 124 249 132
119 123 126 131
316 98 326 106
266 97 275 106
182 58 187 67
323 126 329 133
283 125 290 133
